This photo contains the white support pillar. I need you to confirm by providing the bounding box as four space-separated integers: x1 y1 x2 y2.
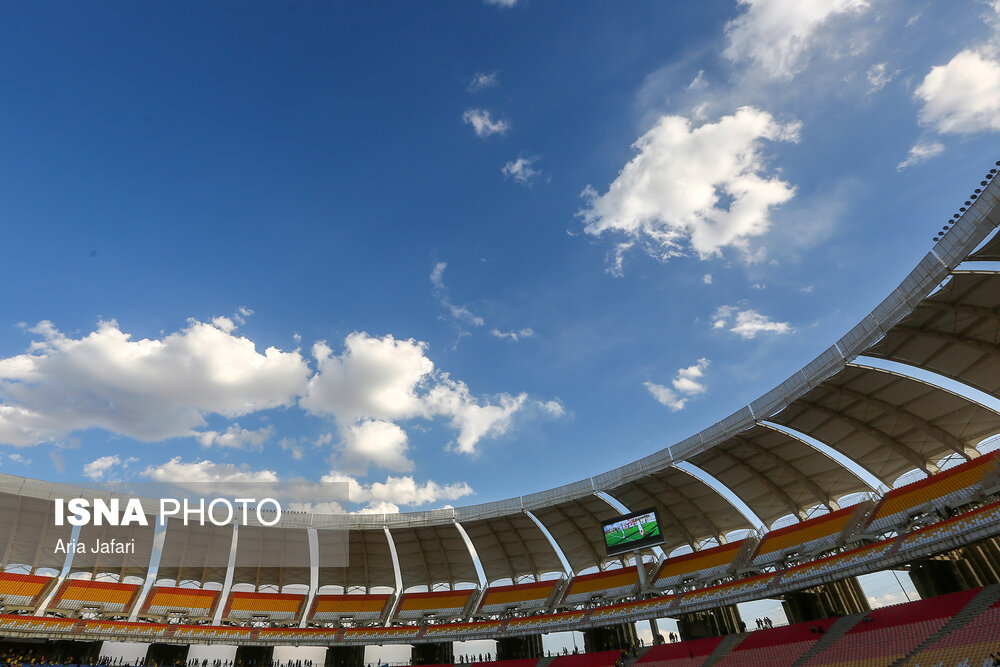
212 521 239 625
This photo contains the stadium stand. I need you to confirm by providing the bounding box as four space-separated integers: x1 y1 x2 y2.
715 618 835 666
866 450 1000 534
309 593 392 624
467 660 538 667
0 572 54 610
423 620 503 639
139 585 218 619
394 589 476 621
652 541 744 590
477 580 559 615
80 619 169 639
549 650 620 667
588 595 676 623
50 579 139 614
172 624 253 640
895 500 1000 554
507 610 586 632
258 627 341 642
777 540 895 587
561 567 640 605
222 591 306 622
341 626 421 642
636 637 724 667
0 614 77 633
750 506 856 567
901 596 1000 666
803 588 978 666
680 573 774 608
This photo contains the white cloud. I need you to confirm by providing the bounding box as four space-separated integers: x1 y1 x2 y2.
143 457 280 484
538 400 565 417
483 0 517 7
645 358 710 412
424 376 526 455
279 438 306 460
712 305 793 338
896 142 945 170
645 383 686 411
463 109 509 138
49 450 65 474
866 63 894 91
301 333 433 425
724 0 870 81
322 471 474 514
197 424 274 450
579 107 799 272
0 318 310 446
83 455 121 480
703 274 713 285
502 157 541 185
490 328 535 342
431 262 485 327
916 49 1000 134
338 419 413 475
468 71 499 92
673 359 710 395
301 332 528 456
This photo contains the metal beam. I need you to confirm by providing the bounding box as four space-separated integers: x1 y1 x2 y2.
921 301 1000 320
793 400 939 475
758 421 885 493
537 502 605 573
713 449 808 521
469 519 518 583
730 435 838 511
892 326 1000 360
828 384 976 460
430 525 455 589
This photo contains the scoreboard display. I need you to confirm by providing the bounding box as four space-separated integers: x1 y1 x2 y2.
601 507 664 556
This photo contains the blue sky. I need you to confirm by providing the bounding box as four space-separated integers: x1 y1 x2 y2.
1 0 999 517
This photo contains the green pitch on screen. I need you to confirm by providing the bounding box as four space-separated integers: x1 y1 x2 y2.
605 521 661 548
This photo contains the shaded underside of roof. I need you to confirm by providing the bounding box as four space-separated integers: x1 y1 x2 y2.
865 272 1000 398
769 363 1000 486
461 513 564 584
688 423 872 529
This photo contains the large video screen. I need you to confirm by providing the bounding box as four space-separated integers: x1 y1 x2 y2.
601 507 664 556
